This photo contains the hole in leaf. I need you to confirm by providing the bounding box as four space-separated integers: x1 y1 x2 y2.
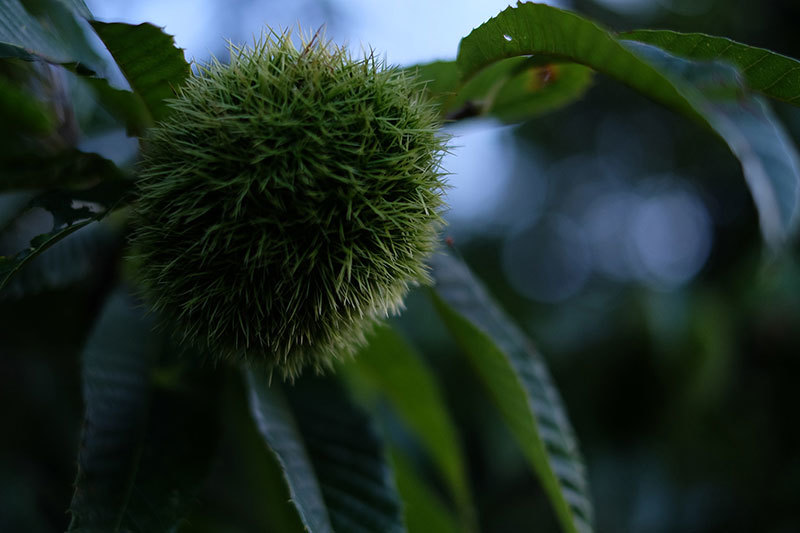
503 34 513 41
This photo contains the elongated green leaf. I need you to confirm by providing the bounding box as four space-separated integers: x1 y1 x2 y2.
180 371 306 533
69 289 219 532
0 0 153 134
391 450 460 533
350 325 475 530
0 221 116 299
458 2 800 246
622 29 800 106
0 148 125 190
245 369 405 533
457 3 698 120
412 58 593 122
488 61 594 122
0 0 81 64
21 0 102 69
411 60 461 110
0 178 132 292
623 41 800 247
0 74 54 135
68 288 157 531
81 75 152 135
245 371 331 533
1 219 91 293
430 251 593 533
89 21 190 123
56 0 92 19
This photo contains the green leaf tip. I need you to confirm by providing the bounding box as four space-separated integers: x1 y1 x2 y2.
130 28 449 379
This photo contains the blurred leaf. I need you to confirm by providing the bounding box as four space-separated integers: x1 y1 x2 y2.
411 58 593 122
80 76 152 135
179 371 306 533
458 2 800 246
68 288 219 532
0 75 54 135
622 29 800 106
623 41 800 248
0 148 125 190
20 0 102 71
350 325 475 530
0 0 153 135
89 21 190 124
244 369 405 533
1 219 93 293
0 0 86 65
429 251 593 533
391 450 460 533
0 178 132 292
67 288 156 530
411 60 460 110
0 221 116 299
457 3 698 120
55 0 92 19
488 61 594 122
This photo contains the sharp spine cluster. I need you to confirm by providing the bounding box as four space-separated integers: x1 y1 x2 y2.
130 29 448 378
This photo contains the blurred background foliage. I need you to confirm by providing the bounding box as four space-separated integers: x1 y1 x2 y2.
2 0 800 532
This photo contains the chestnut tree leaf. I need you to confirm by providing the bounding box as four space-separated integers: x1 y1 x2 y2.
456 2 800 246
0 0 87 65
244 369 405 533
391 450 461 533
0 0 158 135
89 21 190 123
0 177 132 292
430 250 593 533
622 29 800 106
68 288 220 532
457 3 698 119
0 222 117 299
410 58 594 122
623 40 800 249
348 325 475 530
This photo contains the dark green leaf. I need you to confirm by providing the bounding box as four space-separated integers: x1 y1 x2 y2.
623 41 800 248
80 76 152 135
457 3 698 120
350 325 475 529
55 0 92 19
412 58 593 122
457 2 800 246
487 61 594 122
68 288 158 531
430 251 593 533
411 60 461 110
69 288 220 532
0 74 54 135
179 371 306 533
0 0 153 135
391 450 460 533
0 221 116 299
1 218 94 293
245 368 405 533
0 178 132 292
89 21 190 123
622 29 800 106
0 0 80 64
0 148 126 190
19 0 102 70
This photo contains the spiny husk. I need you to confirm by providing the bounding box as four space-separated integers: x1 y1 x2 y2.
130 29 448 378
